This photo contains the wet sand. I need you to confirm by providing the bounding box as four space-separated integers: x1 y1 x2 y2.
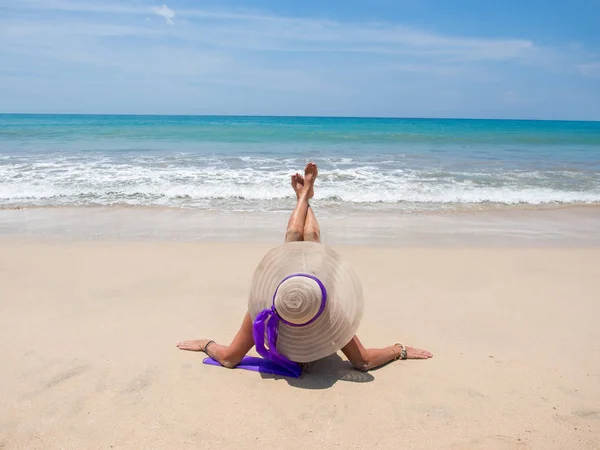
1 205 600 246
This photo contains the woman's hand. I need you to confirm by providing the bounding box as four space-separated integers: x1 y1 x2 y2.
406 346 433 359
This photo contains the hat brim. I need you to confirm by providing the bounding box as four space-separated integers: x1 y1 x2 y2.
248 242 364 363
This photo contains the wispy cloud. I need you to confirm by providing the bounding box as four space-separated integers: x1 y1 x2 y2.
3 0 594 74
153 4 175 26
1 0 598 119
3 0 539 62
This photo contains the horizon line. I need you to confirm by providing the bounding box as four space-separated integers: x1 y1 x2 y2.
1 112 598 123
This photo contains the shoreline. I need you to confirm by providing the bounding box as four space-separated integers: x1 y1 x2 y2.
2 204 600 247
3 201 600 213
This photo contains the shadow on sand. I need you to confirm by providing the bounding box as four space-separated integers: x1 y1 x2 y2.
260 353 374 389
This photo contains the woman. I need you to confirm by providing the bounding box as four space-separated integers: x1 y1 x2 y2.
177 162 432 376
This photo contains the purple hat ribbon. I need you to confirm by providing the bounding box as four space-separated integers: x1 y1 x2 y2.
252 273 327 378
204 274 327 378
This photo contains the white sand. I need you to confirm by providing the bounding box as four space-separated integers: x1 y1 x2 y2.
1 239 599 449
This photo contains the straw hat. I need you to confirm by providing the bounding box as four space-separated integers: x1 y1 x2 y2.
248 241 364 363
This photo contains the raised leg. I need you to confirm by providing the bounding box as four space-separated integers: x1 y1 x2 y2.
303 204 321 242
177 313 255 368
290 164 321 243
286 162 318 243
341 336 433 371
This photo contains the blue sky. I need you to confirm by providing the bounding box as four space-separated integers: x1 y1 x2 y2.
1 0 599 119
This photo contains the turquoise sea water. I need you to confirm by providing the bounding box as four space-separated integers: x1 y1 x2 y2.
1 114 599 213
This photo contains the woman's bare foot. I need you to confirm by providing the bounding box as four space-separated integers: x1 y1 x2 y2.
303 162 318 199
177 339 211 352
290 173 305 199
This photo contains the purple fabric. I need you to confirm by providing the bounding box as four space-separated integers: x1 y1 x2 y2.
203 356 299 377
252 308 303 377
202 273 327 379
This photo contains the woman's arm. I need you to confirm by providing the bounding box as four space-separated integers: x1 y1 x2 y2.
341 335 433 372
177 312 255 368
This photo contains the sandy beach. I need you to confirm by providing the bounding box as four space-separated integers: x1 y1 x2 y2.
1 236 599 449
2 0 600 445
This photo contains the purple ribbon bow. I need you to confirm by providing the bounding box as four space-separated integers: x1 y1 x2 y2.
252 273 327 378
204 273 327 378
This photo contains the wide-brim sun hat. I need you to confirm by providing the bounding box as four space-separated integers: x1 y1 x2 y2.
248 241 364 365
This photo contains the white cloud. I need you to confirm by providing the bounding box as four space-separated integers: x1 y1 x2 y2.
153 4 175 26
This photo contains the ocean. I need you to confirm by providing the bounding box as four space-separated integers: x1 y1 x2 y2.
1 114 599 214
